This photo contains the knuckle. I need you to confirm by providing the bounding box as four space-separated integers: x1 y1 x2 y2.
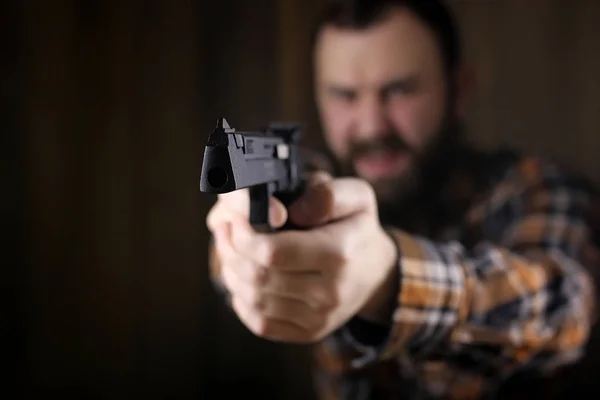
317 179 334 198
311 171 334 187
320 294 337 311
259 239 279 266
310 330 327 343
214 237 230 257
205 205 220 230
219 189 249 210
206 203 230 231
312 287 330 309
248 264 268 285
308 325 328 343
308 315 326 333
246 287 264 309
358 179 376 203
220 265 235 290
206 193 251 230
320 285 340 309
253 317 272 337
323 247 347 272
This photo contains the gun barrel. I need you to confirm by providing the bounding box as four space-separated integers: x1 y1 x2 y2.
199 118 296 194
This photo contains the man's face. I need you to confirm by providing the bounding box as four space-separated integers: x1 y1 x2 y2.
314 7 454 203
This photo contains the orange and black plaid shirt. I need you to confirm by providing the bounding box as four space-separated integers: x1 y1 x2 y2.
210 147 600 400
311 149 600 399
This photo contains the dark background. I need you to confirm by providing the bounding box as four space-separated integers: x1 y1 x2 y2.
3 0 600 399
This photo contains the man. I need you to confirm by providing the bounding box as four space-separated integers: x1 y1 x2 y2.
206 0 600 398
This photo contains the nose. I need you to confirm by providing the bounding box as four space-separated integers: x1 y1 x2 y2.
355 94 390 140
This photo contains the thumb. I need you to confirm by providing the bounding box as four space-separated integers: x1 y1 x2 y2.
289 177 376 227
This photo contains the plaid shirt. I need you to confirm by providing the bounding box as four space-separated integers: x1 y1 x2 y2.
209 148 600 399
312 149 600 399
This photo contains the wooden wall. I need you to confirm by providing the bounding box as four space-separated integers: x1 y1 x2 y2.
451 0 600 180
4 0 599 399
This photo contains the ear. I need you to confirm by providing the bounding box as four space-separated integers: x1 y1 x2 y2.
453 62 477 120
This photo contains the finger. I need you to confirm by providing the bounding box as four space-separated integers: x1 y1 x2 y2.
237 287 324 332
262 271 332 309
218 242 270 299
216 189 249 216
207 191 287 232
230 217 343 271
215 220 267 285
223 252 269 289
231 293 324 342
269 273 334 310
228 260 332 309
219 226 332 309
220 255 257 303
304 170 334 185
219 228 331 312
288 179 332 227
208 192 288 229
231 296 313 343
209 222 230 282
206 197 240 232
287 171 334 227
261 295 325 332
289 177 375 226
212 221 231 252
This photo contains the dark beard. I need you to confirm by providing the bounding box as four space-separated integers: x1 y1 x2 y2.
322 115 466 228
376 120 466 229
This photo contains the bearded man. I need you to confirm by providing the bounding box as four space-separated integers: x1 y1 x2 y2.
205 0 600 398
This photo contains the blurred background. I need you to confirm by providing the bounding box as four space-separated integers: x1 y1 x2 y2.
2 0 600 399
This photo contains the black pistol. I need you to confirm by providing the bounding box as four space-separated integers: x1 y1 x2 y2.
199 117 306 232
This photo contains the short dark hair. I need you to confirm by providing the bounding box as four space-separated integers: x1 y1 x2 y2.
310 0 462 76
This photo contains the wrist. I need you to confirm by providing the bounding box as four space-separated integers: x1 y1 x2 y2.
357 228 400 324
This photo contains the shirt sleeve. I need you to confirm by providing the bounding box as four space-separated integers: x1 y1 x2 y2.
314 164 599 386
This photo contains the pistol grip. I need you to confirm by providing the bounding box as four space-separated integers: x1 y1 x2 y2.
249 184 273 233
249 182 306 233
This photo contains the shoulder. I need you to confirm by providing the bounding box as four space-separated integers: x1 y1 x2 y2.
483 147 600 242
467 146 599 233
465 147 600 261
484 146 598 198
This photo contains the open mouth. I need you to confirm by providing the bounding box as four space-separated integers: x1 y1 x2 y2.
354 149 409 179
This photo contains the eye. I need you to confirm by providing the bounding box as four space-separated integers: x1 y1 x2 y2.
328 88 357 103
381 79 418 100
